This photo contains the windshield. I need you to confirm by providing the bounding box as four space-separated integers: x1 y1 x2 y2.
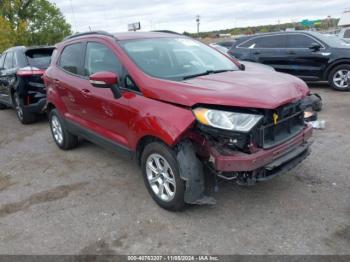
120 37 238 81
313 33 350 48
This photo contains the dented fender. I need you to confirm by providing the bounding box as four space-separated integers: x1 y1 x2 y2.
127 95 196 150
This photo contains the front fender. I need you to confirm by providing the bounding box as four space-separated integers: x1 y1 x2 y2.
128 96 196 150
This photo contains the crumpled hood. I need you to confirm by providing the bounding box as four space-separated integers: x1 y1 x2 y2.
141 70 309 109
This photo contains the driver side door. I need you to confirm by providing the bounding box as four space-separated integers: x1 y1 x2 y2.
284 34 330 81
81 41 132 148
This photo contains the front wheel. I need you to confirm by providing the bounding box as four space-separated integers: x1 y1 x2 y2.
141 142 185 211
328 65 350 91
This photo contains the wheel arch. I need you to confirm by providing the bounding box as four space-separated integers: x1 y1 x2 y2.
135 135 171 166
324 59 350 79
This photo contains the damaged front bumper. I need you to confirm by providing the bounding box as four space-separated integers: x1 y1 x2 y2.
205 124 313 184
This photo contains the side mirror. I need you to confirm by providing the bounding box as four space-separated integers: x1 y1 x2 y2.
89 71 122 99
309 43 321 52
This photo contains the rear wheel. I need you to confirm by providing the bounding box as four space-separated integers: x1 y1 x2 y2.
141 142 185 211
13 92 37 124
49 109 78 150
328 65 350 91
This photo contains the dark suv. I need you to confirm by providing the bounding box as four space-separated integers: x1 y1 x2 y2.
0 46 54 123
44 31 313 211
229 31 350 91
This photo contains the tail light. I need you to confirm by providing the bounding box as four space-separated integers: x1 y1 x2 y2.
17 67 45 77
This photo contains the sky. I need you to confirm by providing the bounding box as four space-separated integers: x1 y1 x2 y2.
50 0 350 33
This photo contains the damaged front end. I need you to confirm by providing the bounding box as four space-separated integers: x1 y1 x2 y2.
184 95 313 195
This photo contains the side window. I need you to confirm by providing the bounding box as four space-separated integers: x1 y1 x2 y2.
0 53 5 69
344 29 350 38
255 35 287 48
84 42 122 76
3 52 13 69
239 39 257 48
59 43 83 75
124 75 139 92
286 35 315 48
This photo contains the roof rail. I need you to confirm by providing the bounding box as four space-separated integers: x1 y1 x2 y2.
64 30 114 41
151 30 183 35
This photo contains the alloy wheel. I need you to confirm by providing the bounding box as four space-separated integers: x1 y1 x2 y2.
333 69 350 89
14 95 23 120
51 115 64 145
145 153 176 202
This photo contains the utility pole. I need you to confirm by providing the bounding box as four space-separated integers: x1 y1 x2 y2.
196 15 200 37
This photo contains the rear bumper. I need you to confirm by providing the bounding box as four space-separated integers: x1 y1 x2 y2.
23 96 46 114
208 124 313 172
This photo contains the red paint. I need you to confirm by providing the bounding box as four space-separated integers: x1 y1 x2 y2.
208 124 313 172
89 71 118 86
44 32 313 172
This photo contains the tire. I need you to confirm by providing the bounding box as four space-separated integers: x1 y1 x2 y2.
49 109 78 150
141 142 185 211
13 92 37 124
328 64 350 91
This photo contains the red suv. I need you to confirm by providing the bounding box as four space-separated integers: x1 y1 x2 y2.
44 31 313 211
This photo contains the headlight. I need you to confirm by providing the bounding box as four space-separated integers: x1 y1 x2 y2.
193 108 263 132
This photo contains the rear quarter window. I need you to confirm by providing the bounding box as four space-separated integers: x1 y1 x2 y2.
26 48 54 69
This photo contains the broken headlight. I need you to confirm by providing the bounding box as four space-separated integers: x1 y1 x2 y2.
193 108 263 132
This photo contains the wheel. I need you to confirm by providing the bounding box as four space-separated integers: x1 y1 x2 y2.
328 65 350 91
49 109 78 150
141 142 185 211
13 92 37 124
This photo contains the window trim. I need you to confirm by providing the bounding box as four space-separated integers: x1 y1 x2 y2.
236 33 326 50
83 41 123 77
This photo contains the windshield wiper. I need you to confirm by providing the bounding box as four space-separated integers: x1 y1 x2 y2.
183 69 235 80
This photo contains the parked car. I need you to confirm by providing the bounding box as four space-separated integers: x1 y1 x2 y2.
44 31 313 211
228 31 350 91
338 27 350 43
213 40 236 49
0 46 54 123
209 43 230 54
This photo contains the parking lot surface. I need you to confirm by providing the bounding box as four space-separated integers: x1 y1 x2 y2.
0 84 349 255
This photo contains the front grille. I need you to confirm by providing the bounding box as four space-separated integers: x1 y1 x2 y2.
257 103 305 149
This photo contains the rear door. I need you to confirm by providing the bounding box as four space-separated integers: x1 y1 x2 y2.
0 53 7 104
56 42 86 119
0 51 16 104
284 33 329 80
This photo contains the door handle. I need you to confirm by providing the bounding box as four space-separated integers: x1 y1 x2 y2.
81 89 91 97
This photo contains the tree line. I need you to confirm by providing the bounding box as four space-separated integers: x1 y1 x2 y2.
0 0 71 52
184 18 340 38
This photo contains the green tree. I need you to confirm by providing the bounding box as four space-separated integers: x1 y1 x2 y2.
0 0 72 52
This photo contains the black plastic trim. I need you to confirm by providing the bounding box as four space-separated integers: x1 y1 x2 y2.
64 119 134 159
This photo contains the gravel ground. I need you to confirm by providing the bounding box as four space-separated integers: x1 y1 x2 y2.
0 83 349 255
